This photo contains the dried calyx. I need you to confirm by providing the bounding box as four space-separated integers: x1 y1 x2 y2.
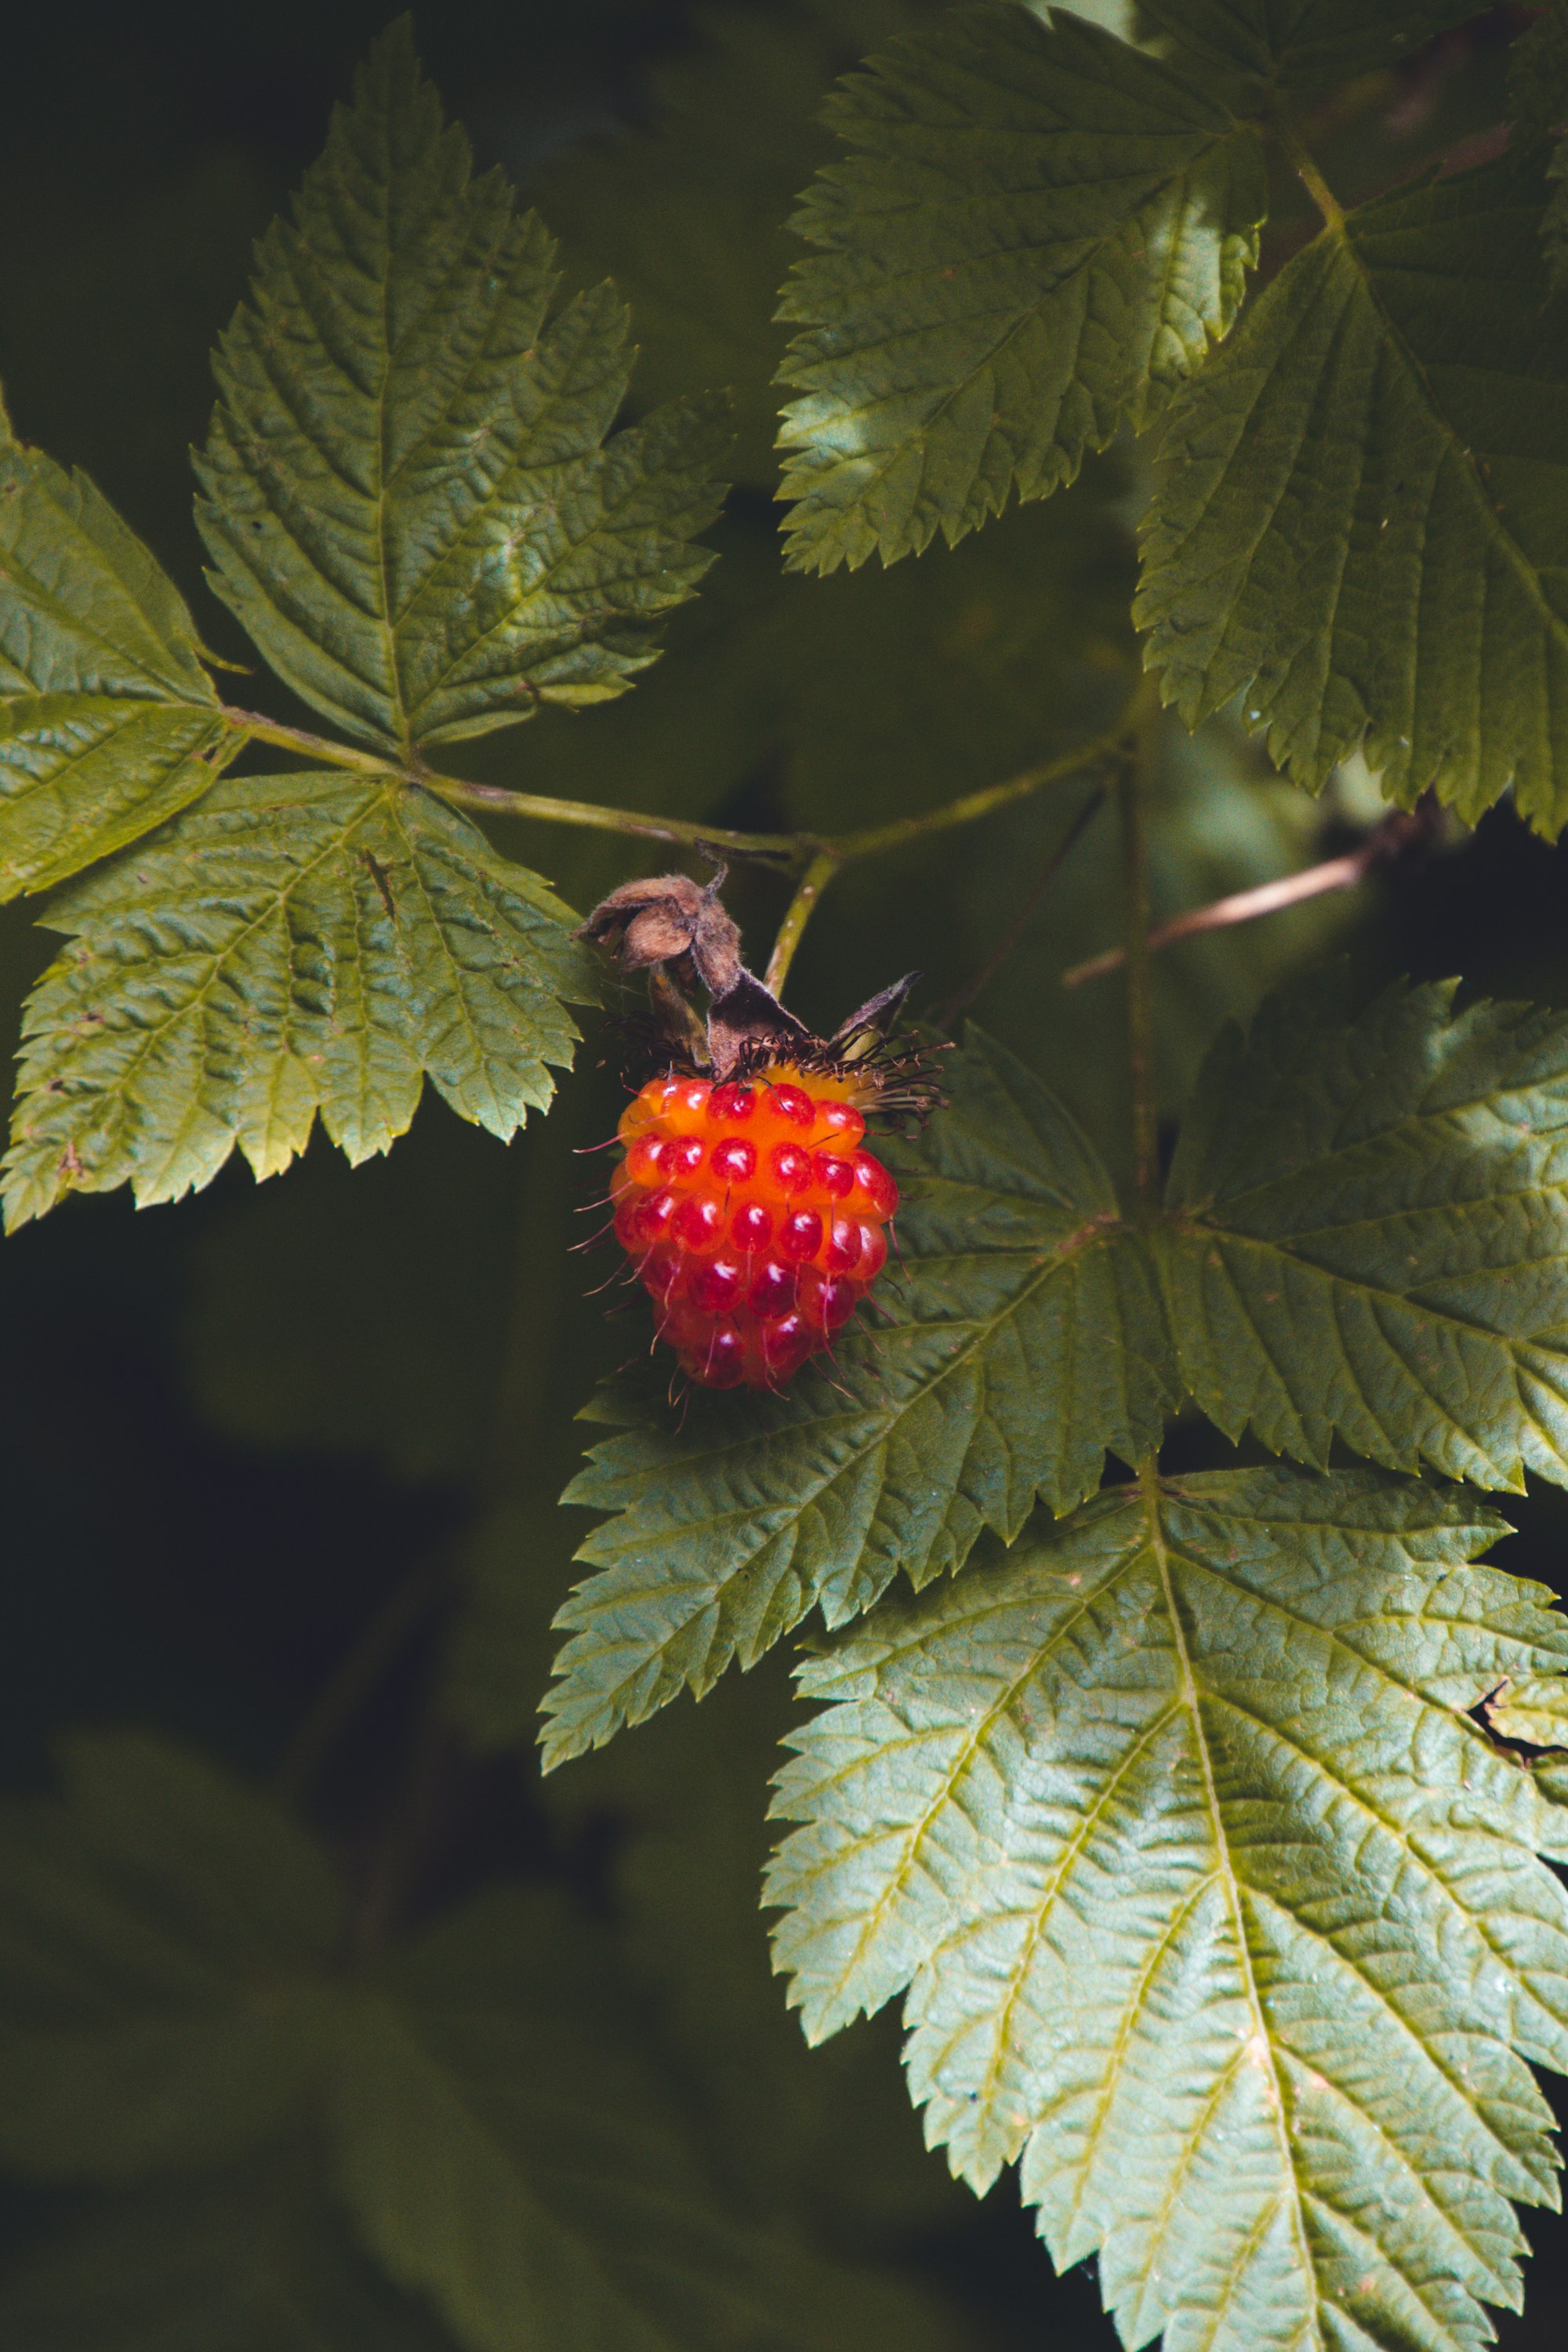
578 864 941 1111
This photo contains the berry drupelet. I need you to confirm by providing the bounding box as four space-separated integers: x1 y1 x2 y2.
609 1066 898 1388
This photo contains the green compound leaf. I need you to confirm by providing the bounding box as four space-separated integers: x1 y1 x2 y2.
1512 4 1568 292
0 414 232 896
1138 1 1484 89
0 1735 967 2352
2 768 594 1228
1161 973 1568 1490
775 2 1265 573
0 1733 343 2183
542 1029 1173 1769
194 19 727 753
332 1887 966 2352
768 1464 1568 2352
0 2163 462 2352
1137 150 1568 832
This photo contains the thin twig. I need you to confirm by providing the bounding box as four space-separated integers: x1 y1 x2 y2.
934 777 1109 1029
764 847 840 995
222 692 1142 878
1116 714 1160 1210
1274 114 1345 232
1062 808 1424 989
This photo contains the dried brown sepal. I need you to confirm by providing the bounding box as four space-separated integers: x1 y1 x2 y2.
575 869 742 1000
579 870 945 1111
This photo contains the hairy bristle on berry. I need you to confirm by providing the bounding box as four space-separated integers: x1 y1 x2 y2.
604 1063 900 1389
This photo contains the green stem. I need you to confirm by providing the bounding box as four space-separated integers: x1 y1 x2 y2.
221 694 1139 877
764 848 840 995
1274 117 1345 233
828 727 1127 861
1117 717 1160 1211
223 708 400 779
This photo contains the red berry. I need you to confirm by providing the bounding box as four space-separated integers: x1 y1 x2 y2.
768 1081 815 1127
731 1200 773 1254
770 1142 813 1193
626 1133 671 1186
848 1151 898 1218
825 1216 862 1273
710 1082 756 1123
690 1256 745 1312
604 1062 898 1388
779 1207 824 1263
673 1195 724 1251
748 1259 797 1315
636 1188 679 1244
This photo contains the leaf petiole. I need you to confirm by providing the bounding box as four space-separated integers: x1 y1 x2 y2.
221 693 1144 885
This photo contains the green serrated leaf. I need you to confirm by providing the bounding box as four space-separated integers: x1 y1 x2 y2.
530 1657 968 2246
1487 1673 1568 1748
0 420 213 706
332 1886 974 2352
0 696 230 902
1160 973 1568 1491
1138 0 1483 89
0 2160 462 2352
2 768 595 1227
194 19 727 752
0 421 233 893
775 2 1265 572
1137 151 1568 832
0 1733 989 2352
0 1733 343 2182
542 1029 1172 1769
1508 0 1568 149
533 2 920 488
768 1463 1568 2352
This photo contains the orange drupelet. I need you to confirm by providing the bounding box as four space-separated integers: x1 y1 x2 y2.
608 1065 899 1388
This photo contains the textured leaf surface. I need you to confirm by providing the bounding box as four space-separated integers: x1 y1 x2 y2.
768 1465 1568 2352
543 1029 1171 1768
1162 975 1568 1490
3 768 594 1226
1488 1674 1568 1749
0 416 230 893
0 1734 343 2181
195 20 725 750
776 3 1265 572
1139 0 1483 88
1138 151 1568 830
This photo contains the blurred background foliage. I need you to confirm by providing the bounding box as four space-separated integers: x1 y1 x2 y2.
1 2 1566 2344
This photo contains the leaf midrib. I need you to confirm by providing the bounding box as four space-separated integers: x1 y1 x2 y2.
1142 1471 1320 2340
0 702 220 819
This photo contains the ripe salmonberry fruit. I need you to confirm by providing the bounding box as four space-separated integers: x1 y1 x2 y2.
608 1065 901 1388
